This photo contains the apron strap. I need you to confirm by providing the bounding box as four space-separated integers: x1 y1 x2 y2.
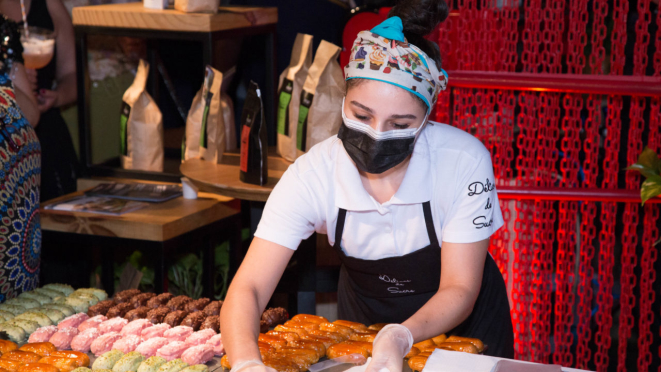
422 201 440 247
335 208 348 249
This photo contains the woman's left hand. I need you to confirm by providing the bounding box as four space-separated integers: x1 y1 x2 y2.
37 89 59 113
365 324 414 372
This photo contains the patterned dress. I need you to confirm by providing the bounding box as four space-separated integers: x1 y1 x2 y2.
0 16 42 300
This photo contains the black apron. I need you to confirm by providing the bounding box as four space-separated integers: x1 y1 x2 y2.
334 201 514 358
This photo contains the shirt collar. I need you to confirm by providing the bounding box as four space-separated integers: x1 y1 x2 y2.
334 129 432 211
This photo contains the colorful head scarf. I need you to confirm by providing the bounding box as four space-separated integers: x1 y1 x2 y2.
344 16 448 111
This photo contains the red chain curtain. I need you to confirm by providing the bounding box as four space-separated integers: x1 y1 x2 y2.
434 0 661 370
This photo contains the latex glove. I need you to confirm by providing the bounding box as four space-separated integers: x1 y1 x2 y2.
230 360 277 372
365 324 414 372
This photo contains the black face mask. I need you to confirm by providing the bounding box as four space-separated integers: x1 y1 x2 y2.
338 122 416 174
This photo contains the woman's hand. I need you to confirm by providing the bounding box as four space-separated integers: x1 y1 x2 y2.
37 89 59 113
365 324 414 372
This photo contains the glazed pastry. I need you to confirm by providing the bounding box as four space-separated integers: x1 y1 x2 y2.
166 296 192 312
121 319 153 336
111 351 145 372
344 340 373 356
445 335 484 352
257 334 287 350
114 290 142 304
287 339 326 359
92 350 125 370
15 312 53 327
306 329 345 343
28 326 59 343
155 341 189 361
130 293 156 308
155 359 188 372
78 314 108 332
219 355 230 369
413 339 436 350
0 324 26 344
270 351 311 371
1 350 42 363
300 334 334 348
179 366 208 372
124 306 152 323
71 368 92 372
262 308 289 327
179 312 205 331
326 343 369 359
146 307 170 324
333 320 368 331
141 324 171 340
135 338 169 359
438 341 479 353
259 320 269 333
88 300 115 317
278 346 319 364
59 313 90 330
39 309 66 324
18 342 56 357
49 327 79 350
74 288 108 302
33 288 65 299
349 331 377 343
204 334 224 356
163 326 194 343
41 304 75 317
290 314 327 325
319 322 354 338
432 334 447 345
163 311 189 328
107 303 134 319
184 329 216 346
17 363 60 372
367 323 389 331
146 294 173 309
408 354 430 372
183 299 210 313
201 301 222 317
406 346 421 358
38 356 79 372
50 351 90 367
112 334 142 354
261 356 299 372
199 316 219 333
10 318 40 335
42 284 75 296
0 340 18 354
19 292 51 305
266 330 301 343
91 332 123 356
272 325 308 338
0 360 21 372
136 356 167 372
180 344 214 365
98 317 129 334
71 328 102 353
283 320 319 331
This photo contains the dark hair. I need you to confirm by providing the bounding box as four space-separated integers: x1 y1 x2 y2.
388 0 449 70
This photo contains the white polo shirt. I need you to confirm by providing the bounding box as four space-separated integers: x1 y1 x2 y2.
255 121 504 260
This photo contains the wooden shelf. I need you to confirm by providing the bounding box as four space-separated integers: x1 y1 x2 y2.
72 3 277 32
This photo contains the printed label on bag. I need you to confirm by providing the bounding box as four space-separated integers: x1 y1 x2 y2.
277 79 294 136
240 124 251 173
296 91 314 151
120 102 131 156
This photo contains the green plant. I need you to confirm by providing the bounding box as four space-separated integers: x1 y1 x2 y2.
168 253 204 299
626 146 661 245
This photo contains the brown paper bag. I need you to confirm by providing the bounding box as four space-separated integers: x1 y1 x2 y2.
174 0 219 13
184 66 224 163
295 40 344 158
276 33 314 162
221 66 237 151
120 60 164 172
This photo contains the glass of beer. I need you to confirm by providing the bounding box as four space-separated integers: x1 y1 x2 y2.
20 26 55 70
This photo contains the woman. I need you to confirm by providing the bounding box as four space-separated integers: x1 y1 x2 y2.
0 14 42 299
1 0 79 201
220 1 514 370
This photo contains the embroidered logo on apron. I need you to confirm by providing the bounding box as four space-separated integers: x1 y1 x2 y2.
379 275 415 294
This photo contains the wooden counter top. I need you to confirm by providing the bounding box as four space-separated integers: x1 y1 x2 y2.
72 3 277 32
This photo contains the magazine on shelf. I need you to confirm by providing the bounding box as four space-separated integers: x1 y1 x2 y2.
85 182 182 202
45 196 148 216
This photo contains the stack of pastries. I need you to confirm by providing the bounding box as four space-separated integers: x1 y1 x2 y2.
221 315 484 372
0 339 92 372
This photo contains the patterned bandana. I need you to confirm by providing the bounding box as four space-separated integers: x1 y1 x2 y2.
344 16 448 111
